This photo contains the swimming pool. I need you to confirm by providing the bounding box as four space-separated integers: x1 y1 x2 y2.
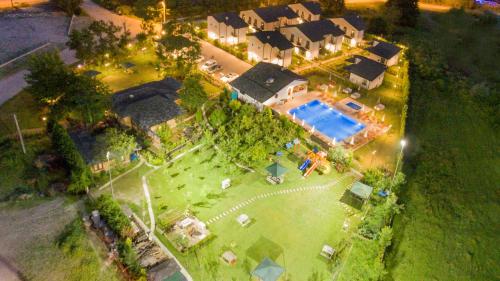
346 101 362 111
289 100 365 142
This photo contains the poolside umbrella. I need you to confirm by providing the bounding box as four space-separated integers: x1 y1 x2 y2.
83 70 101 78
252 257 284 281
121 61 136 69
266 162 287 178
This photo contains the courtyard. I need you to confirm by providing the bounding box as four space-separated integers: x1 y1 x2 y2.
110 144 362 280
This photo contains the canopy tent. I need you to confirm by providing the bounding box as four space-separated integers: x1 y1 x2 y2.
251 257 284 281
266 162 287 178
350 181 373 200
83 70 101 77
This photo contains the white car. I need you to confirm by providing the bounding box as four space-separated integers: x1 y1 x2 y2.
200 59 217 70
221 72 239 83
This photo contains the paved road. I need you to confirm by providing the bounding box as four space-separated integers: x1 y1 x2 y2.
199 40 252 75
80 0 148 36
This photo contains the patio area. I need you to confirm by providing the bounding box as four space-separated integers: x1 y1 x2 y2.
271 91 390 150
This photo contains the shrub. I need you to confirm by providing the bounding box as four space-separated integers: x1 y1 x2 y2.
48 122 92 194
117 238 146 279
93 194 132 237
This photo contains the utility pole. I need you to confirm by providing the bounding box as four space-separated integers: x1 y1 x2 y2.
107 151 114 198
13 114 26 154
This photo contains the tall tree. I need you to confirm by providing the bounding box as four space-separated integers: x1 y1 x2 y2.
156 20 201 78
320 0 345 16
26 52 109 125
25 51 72 105
386 0 419 27
178 74 208 112
67 20 132 64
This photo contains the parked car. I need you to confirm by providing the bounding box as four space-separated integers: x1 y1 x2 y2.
221 72 239 83
201 59 217 70
206 64 222 74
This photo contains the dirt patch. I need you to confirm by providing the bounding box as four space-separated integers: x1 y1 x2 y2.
0 198 80 269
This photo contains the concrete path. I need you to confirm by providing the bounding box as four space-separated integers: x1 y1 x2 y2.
206 173 356 225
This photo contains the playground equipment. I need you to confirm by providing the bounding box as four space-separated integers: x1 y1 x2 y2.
299 149 329 177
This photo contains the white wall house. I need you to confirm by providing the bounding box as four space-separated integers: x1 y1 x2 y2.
248 31 294 67
207 12 248 45
366 40 402 67
280 19 344 60
230 62 308 110
344 56 386 90
288 1 321 22
330 14 365 47
240 5 300 31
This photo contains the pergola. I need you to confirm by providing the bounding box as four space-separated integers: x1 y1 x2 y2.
251 257 284 281
266 162 288 184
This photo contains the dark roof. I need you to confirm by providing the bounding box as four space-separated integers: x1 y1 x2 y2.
212 12 248 29
366 41 401 60
293 19 344 42
254 5 298 23
250 31 293 50
266 162 288 177
69 130 100 164
300 1 322 15
344 55 386 81
337 13 366 31
230 62 307 103
350 181 373 200
83 70 101 77
251 258 284 281
112 78 183 131
121 61 136 69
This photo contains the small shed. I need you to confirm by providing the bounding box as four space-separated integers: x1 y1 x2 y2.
236 214 251 227
251 257 284 281
266 162 288 184
320 244 335 259
222 251 237 265
350 181 374 201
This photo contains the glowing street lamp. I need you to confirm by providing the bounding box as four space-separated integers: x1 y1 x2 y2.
393 139 407 181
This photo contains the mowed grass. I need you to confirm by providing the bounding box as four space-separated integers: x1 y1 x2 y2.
111 145 361 280
0 90 46 136
386 10 500 281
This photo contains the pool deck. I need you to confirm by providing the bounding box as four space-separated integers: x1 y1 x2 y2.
271 91 390 150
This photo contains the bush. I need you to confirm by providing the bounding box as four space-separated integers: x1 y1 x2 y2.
117 238 146 279
141 150 165 166
48 122 92 194
93 194 132 237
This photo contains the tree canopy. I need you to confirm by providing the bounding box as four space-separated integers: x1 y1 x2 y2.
178 74 208 112
67 20 132 65
25 52 109 125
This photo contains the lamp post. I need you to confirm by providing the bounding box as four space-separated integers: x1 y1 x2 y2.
106 151 114 198
393 139 406 181
159 0 166 24
370 150 377 166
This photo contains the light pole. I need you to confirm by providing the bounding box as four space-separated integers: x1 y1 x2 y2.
159 0 166 24
106 151 114 198
370 150 377 166
393 139 406 181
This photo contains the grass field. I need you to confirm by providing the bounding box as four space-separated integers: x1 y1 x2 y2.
386 10 500 281
110 145 361 280
0 90 46 136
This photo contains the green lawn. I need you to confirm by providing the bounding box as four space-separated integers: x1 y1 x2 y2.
111 145 361 280
0 90 46 136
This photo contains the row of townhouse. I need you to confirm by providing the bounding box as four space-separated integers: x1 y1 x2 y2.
207 2 367 66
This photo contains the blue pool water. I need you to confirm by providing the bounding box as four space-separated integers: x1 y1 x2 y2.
289 100 365 142
346 101 362 111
